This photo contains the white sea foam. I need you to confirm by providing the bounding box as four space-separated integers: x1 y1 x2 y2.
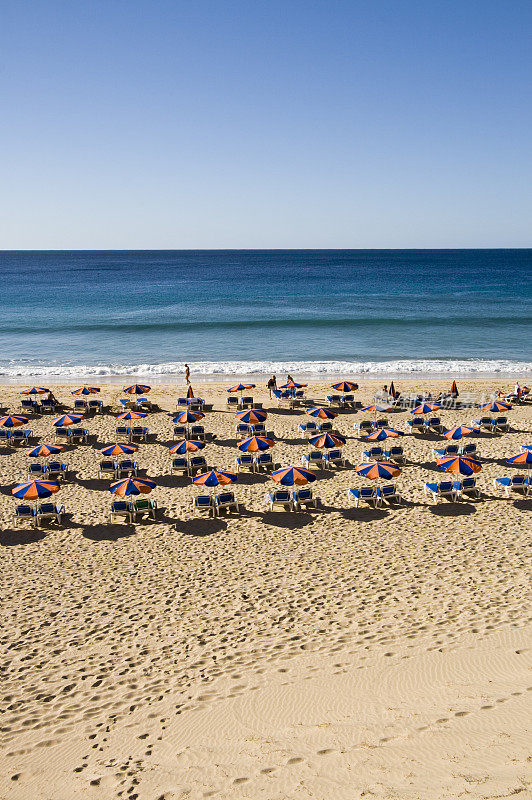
0 358 531 380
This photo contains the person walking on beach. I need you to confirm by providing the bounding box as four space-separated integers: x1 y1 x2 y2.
286 373 294 385
185 364 190 384
267 374 277 398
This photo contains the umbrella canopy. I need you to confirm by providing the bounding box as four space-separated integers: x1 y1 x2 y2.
356 461 401 480
168 439 206 455
235 408 268 424
308 432 346 449
227 383 256 393
237 435 274 452
410 403 441 415
389 381 398 398
365 427 404 442
51 413 84 426
331 381 358 392
279 381 307 389
20 386 49 395
116 410 147 421
305 407 337 420
270 466 316 486
99 443 138 456
123 384 151 394
506 451 532 466
186 385 194 398
450 380 459 397
109 477 156 497
71 386 100 395
27 444 65 458
0 414 29 428
360 404 392 414
480 400 512 413
173 409 205 424
192 469 237 487
12 479 60 500
436 456 482 476
443 425 476 440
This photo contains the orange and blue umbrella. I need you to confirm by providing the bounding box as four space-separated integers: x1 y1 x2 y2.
279 380 307 389
20 386 49 395
186 385 194 398
305 407 337 420
331 381 358 392
0 415 29 428
237 435 274 452
506 451 532 466
99 443 138 456
192 469 237 488
436 456 481 476
116 410 147 421
12 479 60 500
356 461 401 479
71 386 100 395
481 400 511 413
228 383 256 393
109 477 156 497
365 427 404 442
235 408 267 424
123 384 151 394
443 425 475 440
450 380 459 397
52 413 84 426
27 444 65 458
411 402 441 415
309 432 346 449
270 466 316 486
168 439 206 455
173 409 205 424
360 404 392 414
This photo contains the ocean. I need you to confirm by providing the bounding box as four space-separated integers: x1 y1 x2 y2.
1 249 530 380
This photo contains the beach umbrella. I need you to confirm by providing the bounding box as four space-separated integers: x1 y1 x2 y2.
365 427 405 442
450 381 459 397
51 413 84 426
99 443 138 456
410 403 441 415
279 381 307 389
0 415 29 428
116 410 147 421
270 466 316 486
71 386 100 395
480 400 512 413
356 461 401 480
20 386 49 395
305 407 337 420
173 409 205 424
360 404 393 414
436 456 482 476
27 444 65 458
109 477 156 497
227 383 256 393
192 470 237 489
506 451 532 467
331 381 358 392
186 385 195 399
123 384 151 394
168 439 206 455
389 381 398 399
235 408 268 424
12 479 60 500
443 425 476 440
308 432 346 449
237 435 275 452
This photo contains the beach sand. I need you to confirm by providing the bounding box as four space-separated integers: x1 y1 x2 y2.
0 379 531 800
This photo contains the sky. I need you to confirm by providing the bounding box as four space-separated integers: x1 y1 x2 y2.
1 0 531 249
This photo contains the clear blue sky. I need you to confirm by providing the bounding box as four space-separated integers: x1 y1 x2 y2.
1 0 531 248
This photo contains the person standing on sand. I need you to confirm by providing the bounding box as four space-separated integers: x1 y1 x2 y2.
267 374 277 398
286 373 294 384
185 364 190 384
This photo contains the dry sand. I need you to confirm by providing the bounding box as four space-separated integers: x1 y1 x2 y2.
0 378 531 800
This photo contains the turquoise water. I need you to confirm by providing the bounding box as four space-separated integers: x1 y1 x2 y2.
0 249 530 378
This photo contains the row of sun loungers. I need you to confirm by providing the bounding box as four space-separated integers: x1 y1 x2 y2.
235 453 279 472
471 416 510 431
27 462 68 480
0 429 32 444
54 427 90 443
98 459 139 479
432 443 477 458
301 450 346 468
109 499 158 523
14 502 65 527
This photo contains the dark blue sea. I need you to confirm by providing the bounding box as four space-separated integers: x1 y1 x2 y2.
0 249 530 379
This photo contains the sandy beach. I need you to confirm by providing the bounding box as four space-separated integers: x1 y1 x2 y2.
1 378 531 800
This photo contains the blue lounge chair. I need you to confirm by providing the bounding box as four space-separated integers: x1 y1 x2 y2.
323 449 346 468
0 430 12 443
132 498 157 520
99 460 118 479
11 429 32 445
28 462 46 477
36 502 65 526
236 423 251 437
131 426 148 442
407 418 427 433
375 418 389 429
376 484 402 504
432 444 459 458
109 500 132 523
226 395 239 407
45 462 68 480
88 399 103 414
326 394 341 406
171 457 189 474
73 400 88 413
215 491 240 513
301 451 325 469
20 398 37 414
173 425 187 439
235 454 254 472
190 425 207 441
340 394 355 408
116 459 139 477
317 421 334 433
13 504 36 526
253 452 279 472
427 417 445 433
292 487 320 509
348 487 380 508
492 416 510 432
192 495 216 516
471 417 493 430
70 428 88 443
298 422 318 436
453 477 481 498
492 475 531 497
268 489 295 511
424 481 457 503
189 455 208 474
355 420 373 434
115 426 131 441
384 445 405 463
362 446 385 461
459 442 477 456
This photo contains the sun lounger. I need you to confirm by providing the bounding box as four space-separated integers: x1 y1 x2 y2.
192 495 217 516
173 425 187 439
215 491 240 513
73 400 88 413
292 487 320 509
407 418 427 433
190 425 207 441
268 489 296 511
54 426 72 442
115 425 131 441
13 504 36 527
20 398 37 413
340 394 356 408
424 481 457 503
236 423 252 437
70 427 89 443
432 444 459 458
453 477 481 498
427 417 445 433
226 395 239 407
0 430 12 443
363 446 385 461
348 487 381 508
384 445 405 463
323 448 346 468
116 459 139 477
235 454 255 472
375 418 389 429
317 421 334 433
45 461 68 480
253 452 280 472
238 396 254 410
171 457 189 475
492 475 531 497
109 500 132 523
326 394 342 407
88 399 103 414
298 422 318 436
355 420 373 434
11 429 32 446
99 460 118 479
250 423 266 435
301 451 325 469
39 399 57 413
189 455 208 474
36 502 64 526
130 426 149 442
376 484 402 504
471 417 492 430
459 442 477 456
28 462 46 477
131 498 157 520
492 416 510 432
